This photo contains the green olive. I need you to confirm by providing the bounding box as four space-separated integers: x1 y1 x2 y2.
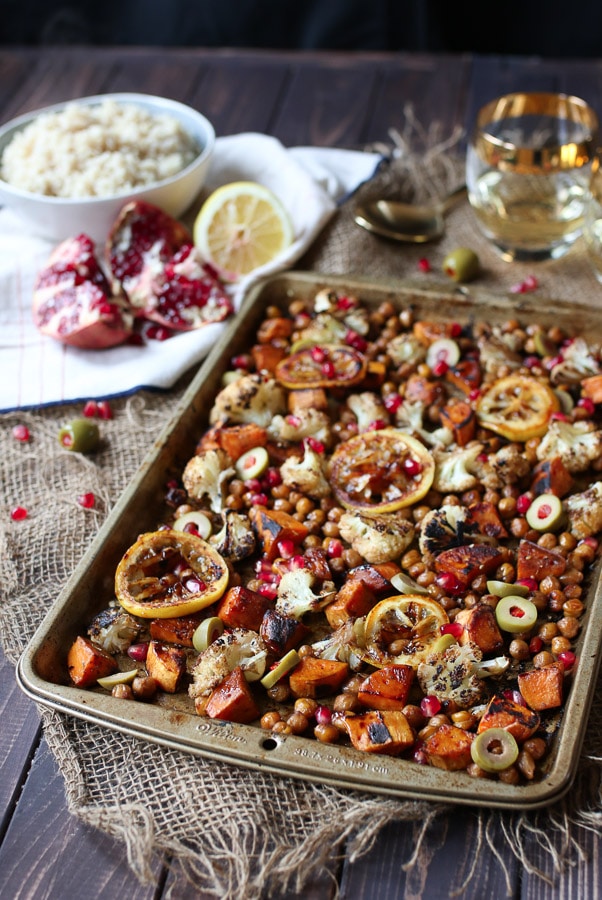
471 728 519 772
58 418 100 453
260 649 300 688
442 247 480 283
97 669 139 689
486 579 529 598
525 493 565 532
173 510 212 539
495 595 538 633
235 446 269 480
193 616 224 653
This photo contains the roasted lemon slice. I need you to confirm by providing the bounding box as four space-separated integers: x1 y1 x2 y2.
115 530 229 619
361 595 450 668
476 374 559 442
275 343 367 389
328 428 435 513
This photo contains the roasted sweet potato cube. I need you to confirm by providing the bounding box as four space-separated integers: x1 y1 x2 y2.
477 694 540 741
360 360 387 389
412 320 453 345
256 316 294 343
288 388 329 414
440 399 476 446
516 540 567 582
343 710 414 755
346 563 397 596
216 422 268 460
357 665 414 711
325 580 376 629
405 374 445 406
288 657 349 699
454 604 504 654
205 666 260 724
445 358 482 395
469 501 509 540
531 456 574 498
150 613 203 647
216 585 273 631
249 507 309 560
302 547 334 582
434 544 503 589
145 640 188 693
260 608 311 655
518 662 565 711
67 635 118 687
251 343 287 373
423 724 474 771
581 374 602 404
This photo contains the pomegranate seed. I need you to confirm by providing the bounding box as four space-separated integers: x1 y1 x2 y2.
146 324 172 341
577 397 596 415
477 452 489 463
403 457 423 477
582 536 599 550
97 400 113 420
417 257 431 273
182 522 199 535
126 333 145 346
277 539 296 559
10 505 28 521
441 622 463 638
311 346 326 363
286 415 302 427
258 583 278 600
306 437 325 453
262 467 282 487
336 295 354 310
185 576 207 593
127 642 149 662
368 418 387 431
77 492 96 509
524 275 539 290
413 741 429 765
326 539 343 558
516 494 532 514
12 424 30 441
315 705 332 725
345 330 368 352
290 555 307 569
82 400 98 417
529 636 544 654
231 354 251 369
431 359 449 377
384 393 402 413
503 689 524 705
250 493 269 506
550 411 569 422
468 388 481 401
321 361 336 379
523 355 540 369
558 650 576 669
435 572 464 595
449 322 462 338
546 354 564 370
420 695 441 717
517 577 538 592
244 478 262 492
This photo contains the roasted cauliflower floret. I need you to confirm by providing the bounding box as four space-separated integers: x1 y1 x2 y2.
565 481 602 539
267 408 331 444
347 391 390 432
280 441 332 498
209 372 287 427
477 329 523 374
312 618 364 669
188 628 268 698
418 504 476 556
394 398 454 448
182 448 235 513
536 419 602 473
275 568 336 619
417 642 508 709
387 333 427 367
210 510 256 561
87 607 144 654
338 511 415 564
432 443 485 493
550 337 601 385
295 309 347 343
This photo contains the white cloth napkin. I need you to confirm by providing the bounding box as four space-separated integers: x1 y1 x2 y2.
0 133 380 413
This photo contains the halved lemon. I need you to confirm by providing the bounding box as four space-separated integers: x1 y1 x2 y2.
115 530 229 619
328 428 435 514
361 595 450 668
275 343 367 389
476 374 559 442
193 181 294 280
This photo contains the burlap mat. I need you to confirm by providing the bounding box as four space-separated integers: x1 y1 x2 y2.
2 114 602 898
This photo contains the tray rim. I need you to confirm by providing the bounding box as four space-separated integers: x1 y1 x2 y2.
17 270 602 810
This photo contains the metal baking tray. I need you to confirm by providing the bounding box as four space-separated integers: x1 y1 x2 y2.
17 271 602 809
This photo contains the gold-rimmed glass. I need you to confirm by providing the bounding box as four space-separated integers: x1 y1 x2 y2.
466 92 598 262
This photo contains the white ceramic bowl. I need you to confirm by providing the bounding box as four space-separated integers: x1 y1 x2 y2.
0 92 215 243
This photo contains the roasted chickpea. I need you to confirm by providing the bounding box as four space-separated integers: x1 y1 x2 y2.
261 710 282 730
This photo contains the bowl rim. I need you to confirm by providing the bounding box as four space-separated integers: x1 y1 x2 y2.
0 91 216 207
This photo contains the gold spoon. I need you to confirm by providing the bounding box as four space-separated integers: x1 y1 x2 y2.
354 184 467 243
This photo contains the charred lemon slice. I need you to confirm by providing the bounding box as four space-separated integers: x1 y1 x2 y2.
361 595 449 668
476 374 559 442
328 428 435 513
115 530 229 619
275 343 367 389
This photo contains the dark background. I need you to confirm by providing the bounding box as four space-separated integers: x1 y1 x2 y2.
1 0 601 58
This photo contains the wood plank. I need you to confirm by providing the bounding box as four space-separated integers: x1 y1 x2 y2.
0 736 162 899
339 807 521 898
0 648 41 840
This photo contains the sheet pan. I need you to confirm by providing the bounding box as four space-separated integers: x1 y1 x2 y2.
17 271 602 809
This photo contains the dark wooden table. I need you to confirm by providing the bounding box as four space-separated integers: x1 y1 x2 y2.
1 45 602 899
